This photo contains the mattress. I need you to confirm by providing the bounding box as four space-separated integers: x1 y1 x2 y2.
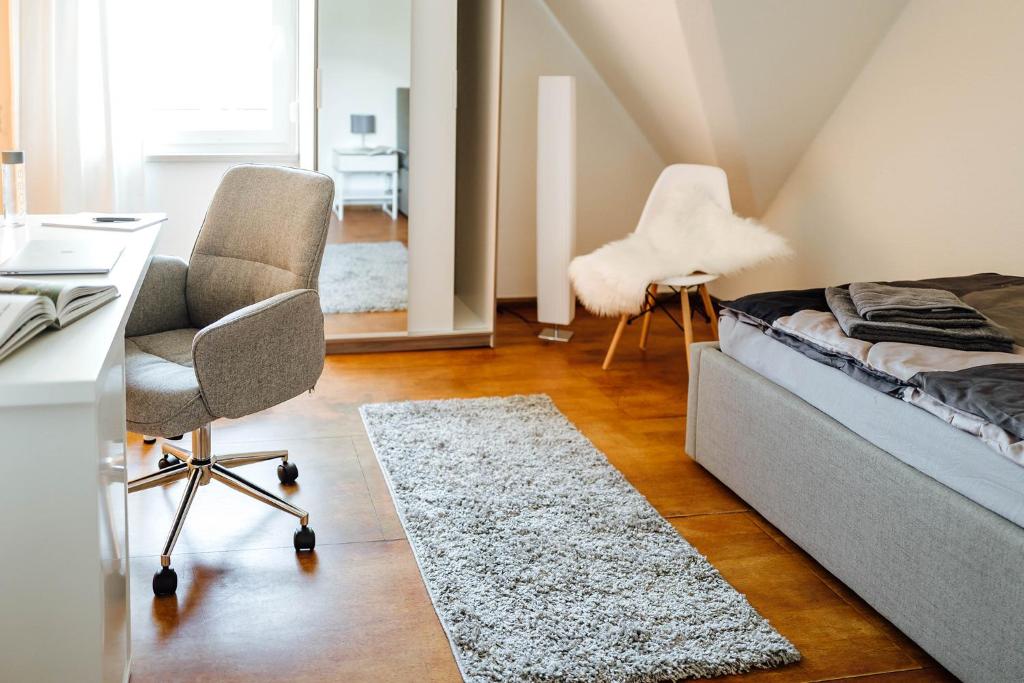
719 315 1024 529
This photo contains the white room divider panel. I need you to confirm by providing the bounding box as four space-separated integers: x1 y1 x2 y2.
407 0 458 333
454 0 502 334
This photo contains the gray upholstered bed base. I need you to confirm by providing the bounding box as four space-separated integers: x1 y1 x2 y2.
685 343 1024 683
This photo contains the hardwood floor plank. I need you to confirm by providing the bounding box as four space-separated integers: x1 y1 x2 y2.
129 541 461 683
813 669 958 682
128 436 383 557
351 433 407 541
672 514 926 682
746 513 944 670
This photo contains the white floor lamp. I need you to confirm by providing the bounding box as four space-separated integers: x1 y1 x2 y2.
536 75 577 342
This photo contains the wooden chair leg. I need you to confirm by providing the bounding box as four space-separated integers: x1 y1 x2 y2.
602 314 629 370
698 284 719 340
639 284 656 350
681 289 694 373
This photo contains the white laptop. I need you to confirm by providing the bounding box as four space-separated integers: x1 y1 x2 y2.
0 239 124 275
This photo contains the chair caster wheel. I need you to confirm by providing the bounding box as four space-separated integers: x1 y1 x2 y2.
294 525 315 552
143 436 157 444
277 461 299 484
157 456 176 469
153 566 177 596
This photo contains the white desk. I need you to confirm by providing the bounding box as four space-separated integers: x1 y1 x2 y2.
0 219 160 683
332 147 400 220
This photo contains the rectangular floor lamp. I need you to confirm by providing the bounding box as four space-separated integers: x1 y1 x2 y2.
536 75 576 342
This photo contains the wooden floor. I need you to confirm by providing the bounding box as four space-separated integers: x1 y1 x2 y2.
127 304 956 682
323 207 408 338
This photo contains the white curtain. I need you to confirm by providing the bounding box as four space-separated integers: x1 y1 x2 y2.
16 0 145 213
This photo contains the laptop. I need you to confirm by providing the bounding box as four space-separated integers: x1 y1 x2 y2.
0 239 124 275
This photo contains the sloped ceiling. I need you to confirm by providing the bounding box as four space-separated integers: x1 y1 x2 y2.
543 0 908 215
537 0 716 168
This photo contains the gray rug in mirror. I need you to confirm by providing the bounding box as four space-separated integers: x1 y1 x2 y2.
318 241 407 313
359 394 800 682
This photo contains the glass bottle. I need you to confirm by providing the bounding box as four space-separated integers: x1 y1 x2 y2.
2 151 27 227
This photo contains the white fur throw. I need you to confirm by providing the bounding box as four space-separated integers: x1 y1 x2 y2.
569 187 791 316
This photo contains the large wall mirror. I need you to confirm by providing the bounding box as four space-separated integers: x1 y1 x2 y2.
316 1 411 338
300 0 501 352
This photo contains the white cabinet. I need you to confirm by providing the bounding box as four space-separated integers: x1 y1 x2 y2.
408 0 503 340
0 221 160 683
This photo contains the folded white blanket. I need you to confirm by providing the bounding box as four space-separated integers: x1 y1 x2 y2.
568 186 790 316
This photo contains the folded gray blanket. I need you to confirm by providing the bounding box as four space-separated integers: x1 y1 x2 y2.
848 281 986 327
963 283 1024 345
825 286 1015 352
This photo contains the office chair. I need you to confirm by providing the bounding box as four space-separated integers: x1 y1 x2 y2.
125 165 333 596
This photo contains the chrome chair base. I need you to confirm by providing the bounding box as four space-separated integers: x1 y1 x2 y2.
128 424 314 596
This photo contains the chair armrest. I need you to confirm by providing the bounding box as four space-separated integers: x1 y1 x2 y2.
126 256 191 337
191 289 325 419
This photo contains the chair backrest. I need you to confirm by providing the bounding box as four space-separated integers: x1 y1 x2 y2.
635 164 732 234
186 165 335 328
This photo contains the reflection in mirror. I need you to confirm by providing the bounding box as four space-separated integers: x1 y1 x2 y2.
316 1 410 338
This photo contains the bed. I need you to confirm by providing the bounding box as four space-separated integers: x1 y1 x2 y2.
685 283 1024 683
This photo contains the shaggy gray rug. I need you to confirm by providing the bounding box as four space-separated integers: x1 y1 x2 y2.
359 394 800 682
318 241 407 313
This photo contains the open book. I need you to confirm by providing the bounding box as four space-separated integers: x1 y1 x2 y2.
0 278 119 362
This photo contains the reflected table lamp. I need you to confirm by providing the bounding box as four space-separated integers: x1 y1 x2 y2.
351 114 376 149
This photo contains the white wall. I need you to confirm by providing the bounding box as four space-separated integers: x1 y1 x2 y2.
679 0 906 215
316 0 410 168
716 0 1024 299
143 160 234 258
497 0 664 299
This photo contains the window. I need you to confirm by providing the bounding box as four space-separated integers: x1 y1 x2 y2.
139 0 298 157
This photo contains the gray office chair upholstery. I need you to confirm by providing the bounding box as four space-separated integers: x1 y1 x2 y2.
125 165 334 596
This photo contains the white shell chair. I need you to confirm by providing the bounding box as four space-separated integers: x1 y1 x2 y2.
601 164 730 371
